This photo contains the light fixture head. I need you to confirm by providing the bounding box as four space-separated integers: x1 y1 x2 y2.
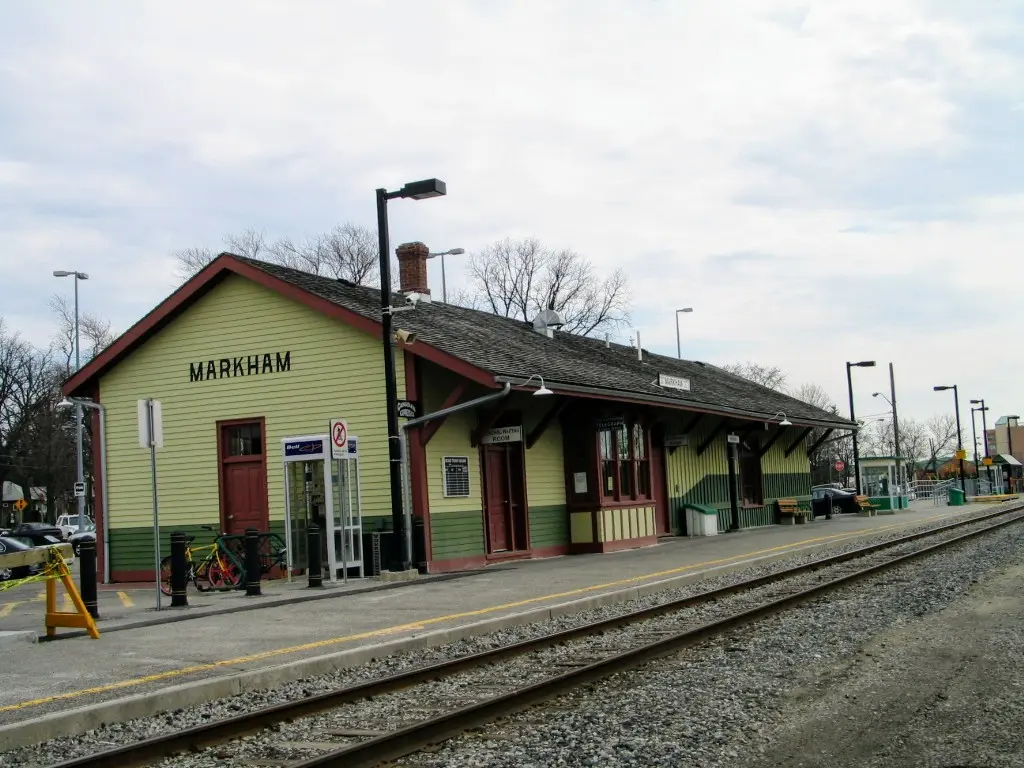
447 247 465 255
852 360 876 368
933 385 952 391
677 307 693 313
400 178 446 200
970 399 982 404
56 399 73 409
772 411 792 427
519 374 553 396
53 270 72 277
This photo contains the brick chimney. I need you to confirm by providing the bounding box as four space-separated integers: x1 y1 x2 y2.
396 241 430 295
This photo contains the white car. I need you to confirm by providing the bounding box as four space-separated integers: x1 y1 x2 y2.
55 514 93 539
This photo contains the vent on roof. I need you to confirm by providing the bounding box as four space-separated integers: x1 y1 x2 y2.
532 308 565 339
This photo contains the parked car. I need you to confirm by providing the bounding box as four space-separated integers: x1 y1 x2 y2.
69 524 97 557
55 514 93 539
811 486 860 517
0 536 45 581
5 522 64 546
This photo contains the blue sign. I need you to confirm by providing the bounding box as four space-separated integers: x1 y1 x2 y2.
285 439 323 458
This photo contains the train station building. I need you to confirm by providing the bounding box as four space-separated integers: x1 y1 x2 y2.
63 245 854 583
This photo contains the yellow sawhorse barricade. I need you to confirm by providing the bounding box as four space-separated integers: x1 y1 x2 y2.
0 543 100 639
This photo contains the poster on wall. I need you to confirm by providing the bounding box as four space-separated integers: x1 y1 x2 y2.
573 472 588 494
442 456 470 498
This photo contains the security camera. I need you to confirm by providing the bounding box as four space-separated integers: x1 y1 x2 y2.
405 294 420 307
394 329 417 345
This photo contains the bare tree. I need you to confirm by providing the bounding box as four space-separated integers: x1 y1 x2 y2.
172 224 386 287
465 237 630 337
171 247 217 282
224 228 268 260
48 295 116 369
268 224 379 285
921 413 959 475
721 362 788 392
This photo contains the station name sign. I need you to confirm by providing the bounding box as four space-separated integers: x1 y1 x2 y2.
658 373 691 392
189 351 291 382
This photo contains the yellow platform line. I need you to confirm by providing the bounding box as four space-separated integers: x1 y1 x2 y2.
117 591 134 608
0 602 17 618
0 510 956 715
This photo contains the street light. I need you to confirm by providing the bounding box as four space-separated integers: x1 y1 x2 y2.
425 248 464 304
1007 415 1021 493
58 397 109 583
846 360 876 494
933 385 966 494
376 179 447 573
870 363 903 501
518 374 554 397
970 398 994 490
674 307 693 359
53 269 89 532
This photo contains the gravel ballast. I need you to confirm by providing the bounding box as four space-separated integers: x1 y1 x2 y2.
397 521 1024 768
1 506 1020 768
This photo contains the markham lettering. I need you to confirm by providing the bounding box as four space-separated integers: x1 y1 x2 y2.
187 351 294 382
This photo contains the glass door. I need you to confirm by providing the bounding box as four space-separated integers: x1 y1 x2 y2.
331 436 363 580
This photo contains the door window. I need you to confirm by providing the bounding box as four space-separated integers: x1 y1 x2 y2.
226 423 262 457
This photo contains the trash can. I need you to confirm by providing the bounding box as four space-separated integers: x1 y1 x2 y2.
685 505 719 537
948 488 966 506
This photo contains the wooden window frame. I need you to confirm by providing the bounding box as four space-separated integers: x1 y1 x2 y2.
597 417 652 506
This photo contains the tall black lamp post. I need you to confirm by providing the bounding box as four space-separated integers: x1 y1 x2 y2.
376 178 447 572
1008 415 1021 493
933 385 966 494
969 404 981 482
846 360 876 494
971 398 993 489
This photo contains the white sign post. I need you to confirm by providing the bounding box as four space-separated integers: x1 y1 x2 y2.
330 419 348 460
138 399 164 610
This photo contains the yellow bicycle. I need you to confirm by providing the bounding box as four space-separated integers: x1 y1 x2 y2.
159 526 242 595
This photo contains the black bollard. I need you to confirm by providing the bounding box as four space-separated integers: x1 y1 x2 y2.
244 528 262 597
78 538 99 619
307 523 323 588
170 531 188 607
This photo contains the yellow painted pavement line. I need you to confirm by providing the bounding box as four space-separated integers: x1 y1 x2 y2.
0 602 16 618
117 591 134 608
0 509 961 715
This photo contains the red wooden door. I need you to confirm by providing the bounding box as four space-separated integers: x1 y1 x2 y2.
219 420 269 535
483 447 511 552
223 462 268 534
650 438 671 535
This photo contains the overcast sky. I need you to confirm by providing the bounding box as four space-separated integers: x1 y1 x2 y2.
2 1 1022 435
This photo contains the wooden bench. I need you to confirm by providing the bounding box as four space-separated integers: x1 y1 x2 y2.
777 498 812 525
855 495 878 517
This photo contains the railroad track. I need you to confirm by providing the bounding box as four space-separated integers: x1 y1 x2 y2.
47 505 1024 768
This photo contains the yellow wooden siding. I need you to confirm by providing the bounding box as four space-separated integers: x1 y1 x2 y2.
99 275 404 528
523 401 565 508
422 368 485 516
570 512 593 543
597 506 654 542
761 435 811 475
665 419 729 499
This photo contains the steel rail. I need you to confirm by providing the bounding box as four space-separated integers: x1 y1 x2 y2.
44 505 1023 768
291 509 1024 768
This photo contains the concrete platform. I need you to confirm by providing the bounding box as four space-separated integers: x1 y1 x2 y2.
0 500 1018 747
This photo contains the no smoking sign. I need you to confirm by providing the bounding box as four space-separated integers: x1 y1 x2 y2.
330 418 348 460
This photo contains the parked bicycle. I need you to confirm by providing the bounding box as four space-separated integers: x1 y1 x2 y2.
159 525 243 596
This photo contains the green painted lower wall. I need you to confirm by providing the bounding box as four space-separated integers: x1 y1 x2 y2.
430 510 484 561
529 505 569 549
109 520 288 572
670 471 813 532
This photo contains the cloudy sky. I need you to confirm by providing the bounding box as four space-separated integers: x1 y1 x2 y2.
2 1 1022 437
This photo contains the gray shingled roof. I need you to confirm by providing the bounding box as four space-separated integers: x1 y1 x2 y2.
235 255 853 429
